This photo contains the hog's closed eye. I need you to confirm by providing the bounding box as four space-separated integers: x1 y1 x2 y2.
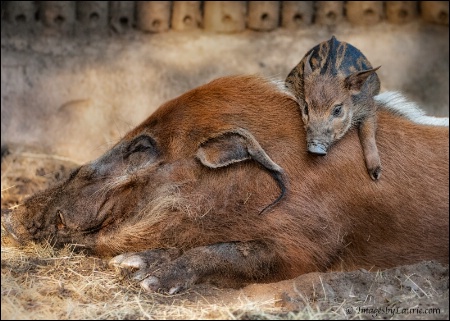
127 135 157 155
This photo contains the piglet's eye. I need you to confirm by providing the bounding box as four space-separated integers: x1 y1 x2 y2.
332 104 343 117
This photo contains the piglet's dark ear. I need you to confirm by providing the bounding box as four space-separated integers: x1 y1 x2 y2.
196 128 286 214
345 66 381 94
303 50 314 77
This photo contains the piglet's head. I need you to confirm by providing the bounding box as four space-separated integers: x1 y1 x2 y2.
300 51 380 155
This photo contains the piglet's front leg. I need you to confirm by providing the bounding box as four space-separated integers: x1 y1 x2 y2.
110 241 278 294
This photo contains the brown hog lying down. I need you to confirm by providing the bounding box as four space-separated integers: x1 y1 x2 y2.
2 75 449 294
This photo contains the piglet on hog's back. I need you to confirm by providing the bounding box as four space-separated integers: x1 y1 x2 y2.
286 36 382 180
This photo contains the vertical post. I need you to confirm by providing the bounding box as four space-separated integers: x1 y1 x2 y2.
1 2 5 21
109 1 135 33
136 1 172 33
247 1 280 31
203 1 246 33
76 1 109 32
346 1 384 25
172 1 202 30
386 1 418 24
2 1 36 34
420 1 449 25
4 1 35 24
281 1 314 29
315 1 344 26
40 1 76 34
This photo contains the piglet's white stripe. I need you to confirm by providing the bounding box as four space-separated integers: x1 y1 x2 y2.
375 91 449 127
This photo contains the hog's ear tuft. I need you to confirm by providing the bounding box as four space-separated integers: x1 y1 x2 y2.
196 128 287 214
345 66 381 94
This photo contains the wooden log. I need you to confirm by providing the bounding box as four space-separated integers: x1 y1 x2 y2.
4 1 35 24
172 1 202 30
247 1 280 31
203 1 246 33
315 1 344 26
76 1 108 30
281 1 314 29
40 1 75 33
385 1 418 24
136 1 172 33
346 1 384 25
109 1 135 33
420 1 449 25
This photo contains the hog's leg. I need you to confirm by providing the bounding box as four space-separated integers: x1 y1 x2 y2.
111 241 278 294
358 113 382 181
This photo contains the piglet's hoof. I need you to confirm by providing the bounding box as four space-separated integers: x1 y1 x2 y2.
369 165 382 181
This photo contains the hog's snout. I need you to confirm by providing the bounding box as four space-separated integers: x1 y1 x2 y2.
307 142 328 155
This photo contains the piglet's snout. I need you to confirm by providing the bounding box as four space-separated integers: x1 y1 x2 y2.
306 124 332 156
307 141 328 155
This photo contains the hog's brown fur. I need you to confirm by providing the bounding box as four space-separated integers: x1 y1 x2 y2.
3 75 448 293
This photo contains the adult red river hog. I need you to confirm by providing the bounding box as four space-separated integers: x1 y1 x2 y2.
2 75 449 294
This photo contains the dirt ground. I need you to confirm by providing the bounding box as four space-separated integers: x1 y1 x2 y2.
1 149 448 320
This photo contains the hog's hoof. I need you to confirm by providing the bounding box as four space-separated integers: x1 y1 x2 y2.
109 253 146 269
141 276 161 292
109 249 181 282
139 265 195 294
109 249 195 294
109 253 148 280
141 276 182 295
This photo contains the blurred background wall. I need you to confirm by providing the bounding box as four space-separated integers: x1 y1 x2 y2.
1 1 448 163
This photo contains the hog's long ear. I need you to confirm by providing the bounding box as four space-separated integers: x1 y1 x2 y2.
196 128 286 214
345 66 381 94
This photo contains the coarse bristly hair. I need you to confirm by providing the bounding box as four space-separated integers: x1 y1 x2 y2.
375 91 449 127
